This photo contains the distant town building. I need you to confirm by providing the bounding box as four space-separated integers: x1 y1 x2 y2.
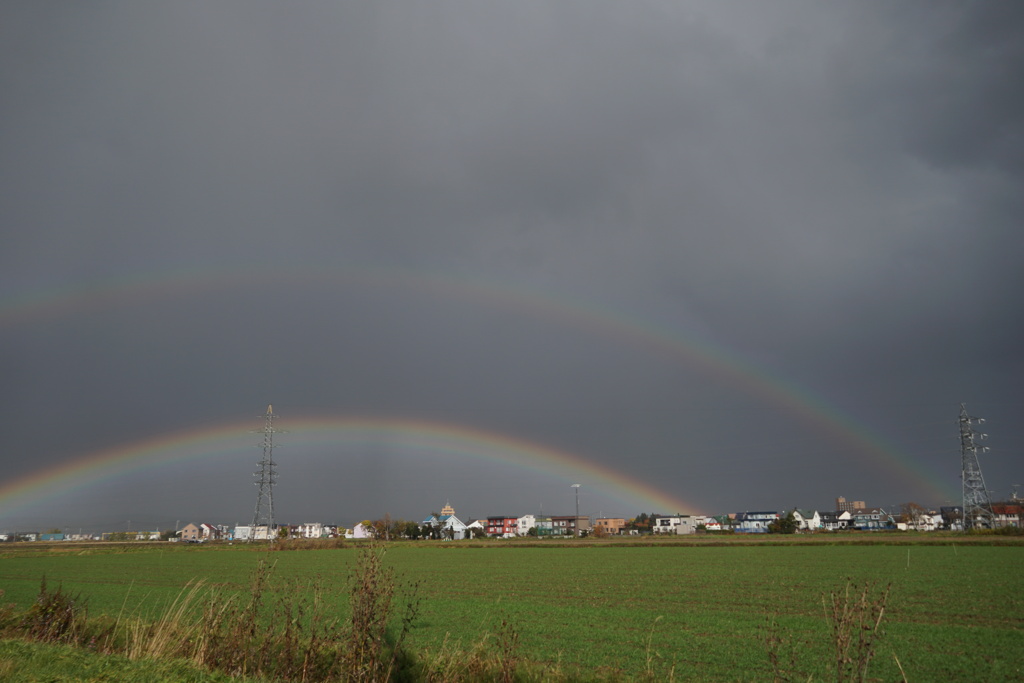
233 524 272 541
992 503 1023 528
349 522 374 539
651 515 699 535
534 516 554 536
486 516 518 537
820 510 852 531
851 508 891 530
735 511 780 533
940 506 964 531
295 522 326 538
594 518 626 535
836 496 867 512
791 509 822 531
550 515 592 536
699 516 724 532
421 513 468 540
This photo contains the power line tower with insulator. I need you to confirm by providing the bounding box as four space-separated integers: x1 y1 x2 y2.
959 403 995 530
250 404 280 540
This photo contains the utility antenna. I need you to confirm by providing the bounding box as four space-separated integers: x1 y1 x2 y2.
250 405 279 540
959 403 995 529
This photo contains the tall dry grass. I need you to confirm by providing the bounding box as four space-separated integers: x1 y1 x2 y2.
338 543 419 681
416 618 522 683
4 546 423 682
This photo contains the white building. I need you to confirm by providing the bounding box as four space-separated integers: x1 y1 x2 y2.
791 509 822 531
652 515 699 535
820 511 852 531
420 514 469 540
295 522 325 538
735 511 779 533
348 523 373 539
233 524 273 541
517 514 536 536
695 516 722 531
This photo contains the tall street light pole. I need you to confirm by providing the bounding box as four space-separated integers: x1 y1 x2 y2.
572 484 581 536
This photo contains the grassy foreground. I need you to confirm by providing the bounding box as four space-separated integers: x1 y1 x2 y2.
0 536 1022 681
0 638 257 683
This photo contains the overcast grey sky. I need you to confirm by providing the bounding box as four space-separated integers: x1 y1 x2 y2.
2 2 1021 532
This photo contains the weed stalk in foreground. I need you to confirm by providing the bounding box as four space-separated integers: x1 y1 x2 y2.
21 577 85 644
824 579 890 683
340 543 420 681
767 578 891 683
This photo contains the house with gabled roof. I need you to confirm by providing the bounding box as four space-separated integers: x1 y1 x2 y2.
992 504 1023 528
711 514 735 532
851 508 893 530
791 509 821 531
421 513 468 540
465 519 485 537
696 516 722 532
899 512 942 532
940 506 964 531
179 523 225 541
820 510 851 531
353 522 374 539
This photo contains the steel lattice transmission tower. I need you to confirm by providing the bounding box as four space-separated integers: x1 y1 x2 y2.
959 403 995 529
250 404 279 539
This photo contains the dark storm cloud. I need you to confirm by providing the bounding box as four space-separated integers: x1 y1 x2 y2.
1 2 1022 530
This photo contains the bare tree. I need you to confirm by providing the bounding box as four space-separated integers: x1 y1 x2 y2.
900 502 927 530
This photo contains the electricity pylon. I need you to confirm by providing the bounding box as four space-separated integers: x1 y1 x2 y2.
959 403 995 529
250 404 279 540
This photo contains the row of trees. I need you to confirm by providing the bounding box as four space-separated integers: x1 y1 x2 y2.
624 513 658 533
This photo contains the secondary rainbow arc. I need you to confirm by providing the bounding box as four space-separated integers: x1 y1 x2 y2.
0 265 959 508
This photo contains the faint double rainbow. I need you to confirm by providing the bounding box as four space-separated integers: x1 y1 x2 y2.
0 265 958 514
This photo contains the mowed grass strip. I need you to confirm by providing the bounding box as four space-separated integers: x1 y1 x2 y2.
1 541 1021 681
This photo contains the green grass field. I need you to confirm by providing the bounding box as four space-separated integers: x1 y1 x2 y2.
1 537 1022 681
0 639 256 683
